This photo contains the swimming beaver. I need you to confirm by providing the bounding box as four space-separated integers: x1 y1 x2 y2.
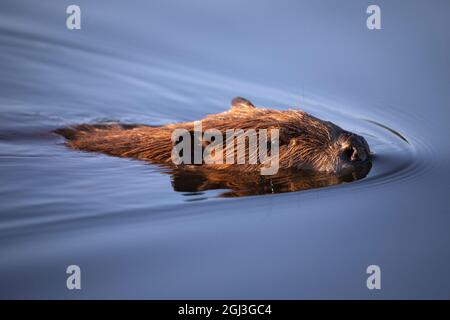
55 97 371 176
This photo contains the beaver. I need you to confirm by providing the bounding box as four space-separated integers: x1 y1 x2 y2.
55 97 371 176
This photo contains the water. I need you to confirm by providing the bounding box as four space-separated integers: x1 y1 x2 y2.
0 0 449 298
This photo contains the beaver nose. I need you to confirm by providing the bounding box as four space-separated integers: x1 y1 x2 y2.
344 146 368 162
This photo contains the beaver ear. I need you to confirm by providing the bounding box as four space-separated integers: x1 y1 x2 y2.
230 97 256 111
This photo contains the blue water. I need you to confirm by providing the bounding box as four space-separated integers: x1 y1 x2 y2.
0 0 449 298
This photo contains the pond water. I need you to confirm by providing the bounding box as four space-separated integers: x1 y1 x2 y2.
0 0 449 298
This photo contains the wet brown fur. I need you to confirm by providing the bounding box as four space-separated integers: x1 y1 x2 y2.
55 97 371 174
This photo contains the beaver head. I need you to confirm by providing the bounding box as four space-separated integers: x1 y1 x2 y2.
200 97 372 176
332 131 371 175
279 116 371 176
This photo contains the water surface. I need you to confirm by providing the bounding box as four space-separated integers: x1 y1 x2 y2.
0 0 449 299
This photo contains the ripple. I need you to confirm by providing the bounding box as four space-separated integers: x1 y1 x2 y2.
363 119 409 143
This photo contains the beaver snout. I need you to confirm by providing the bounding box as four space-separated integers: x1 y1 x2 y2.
338 134 371 175
342 144 368 162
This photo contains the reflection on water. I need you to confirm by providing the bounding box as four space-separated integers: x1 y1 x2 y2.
169 165 372 197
